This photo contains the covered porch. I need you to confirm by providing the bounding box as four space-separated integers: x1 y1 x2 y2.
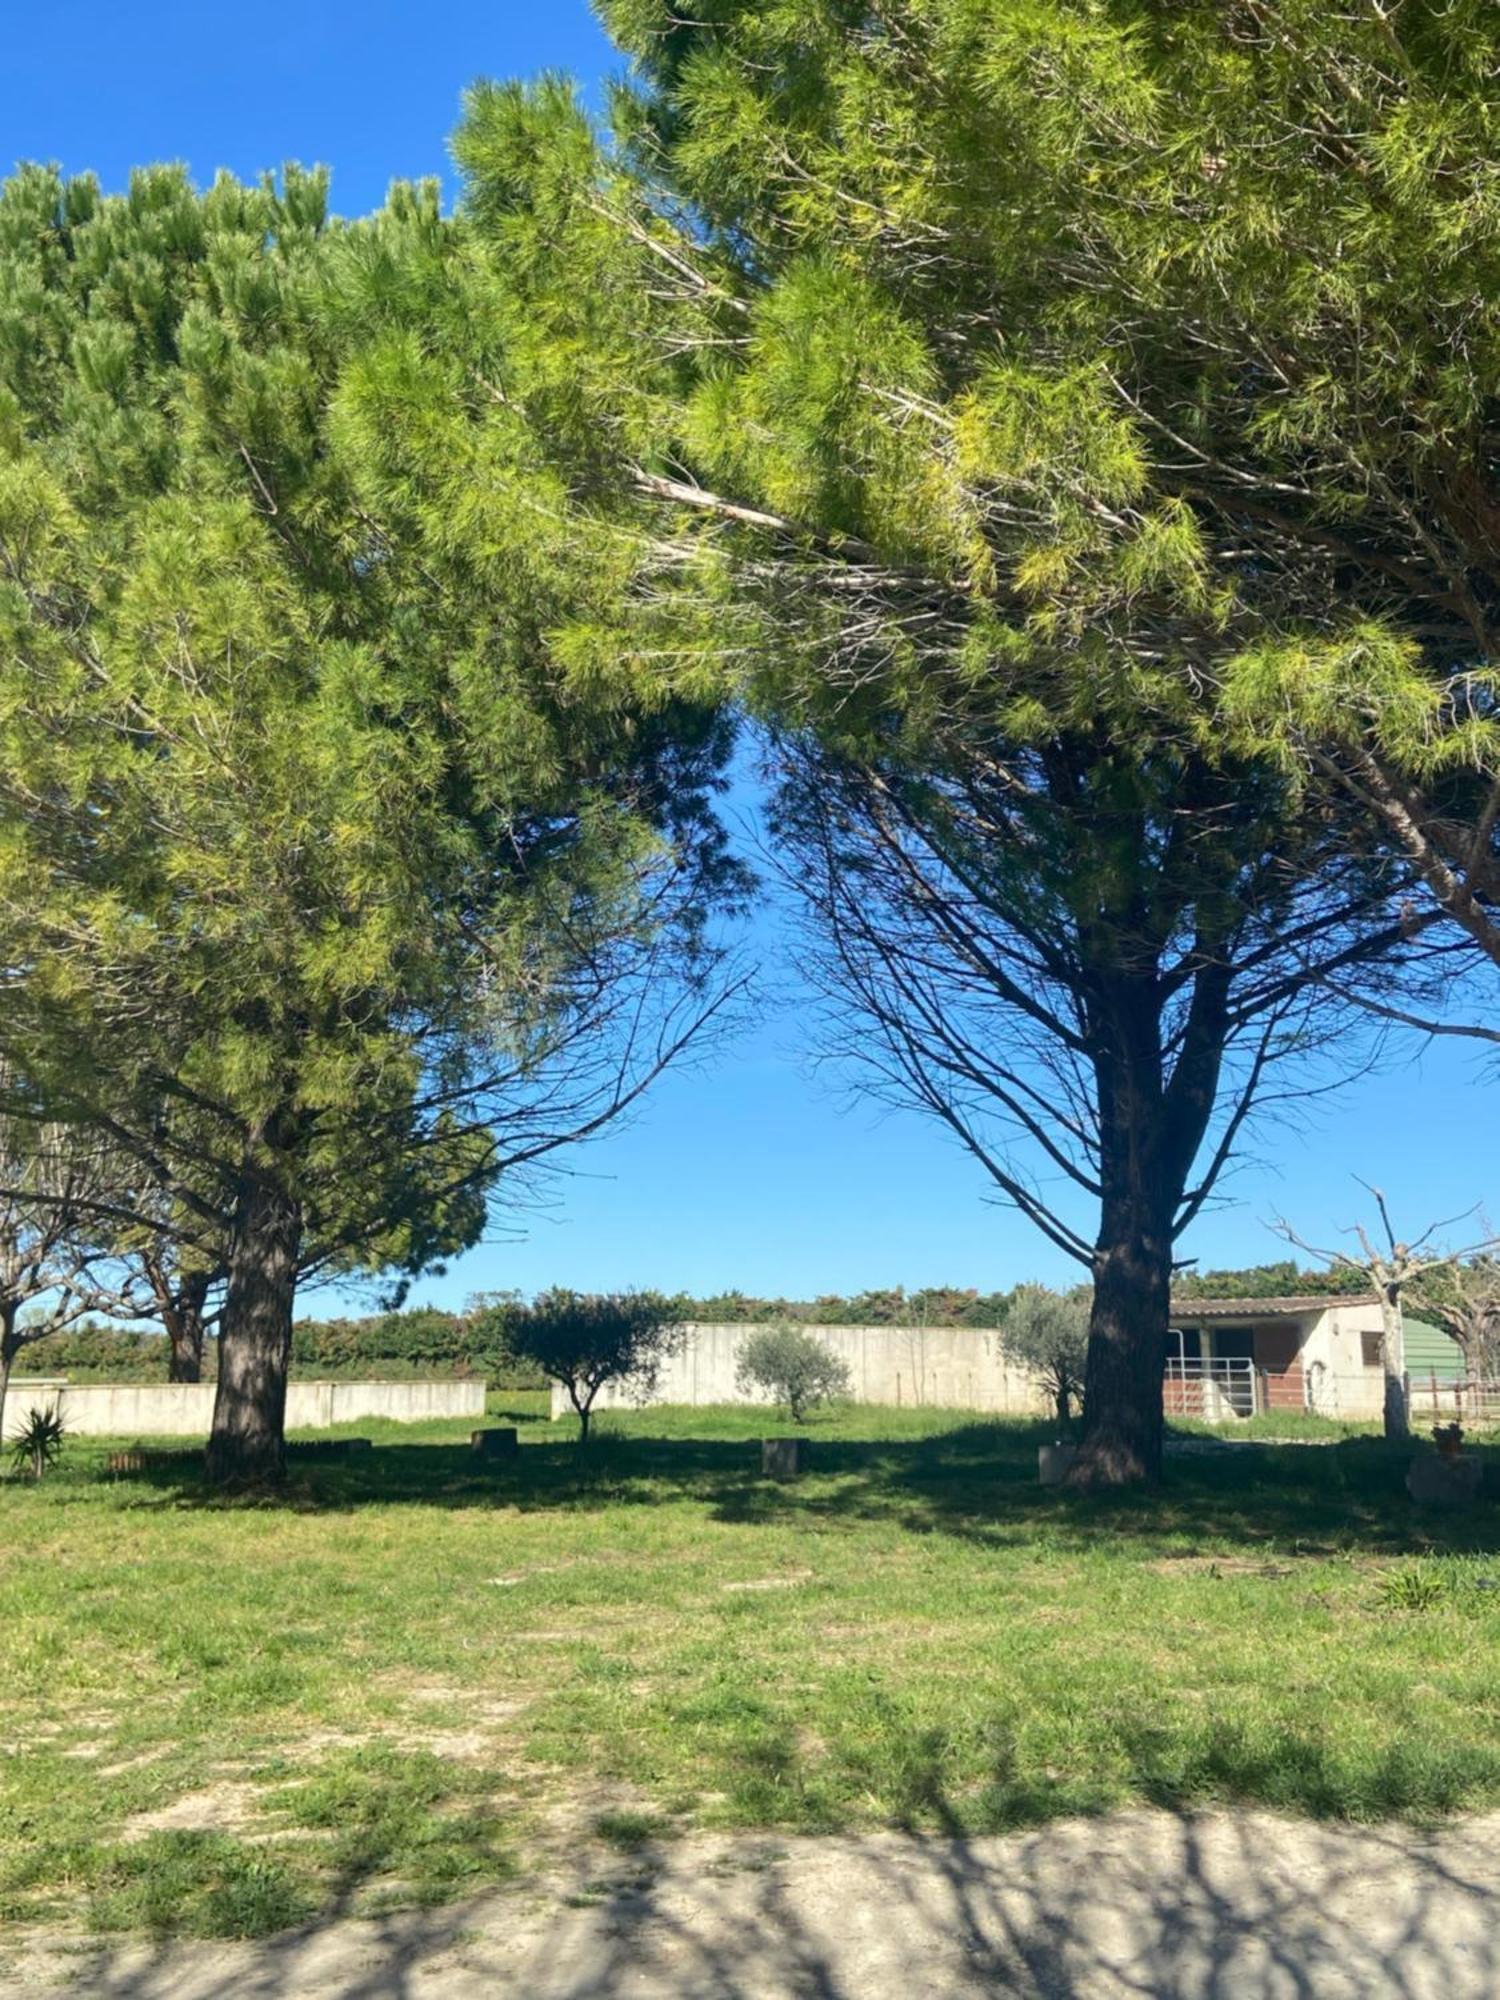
1163 1297 1324 1420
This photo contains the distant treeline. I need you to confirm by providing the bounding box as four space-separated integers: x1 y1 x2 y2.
19 1264 1366 1383
20 1303 546 1388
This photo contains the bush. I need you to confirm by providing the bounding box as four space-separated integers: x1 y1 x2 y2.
999 1284 1089 1427
288 1303 544 1386
23 1305 548 1388
735 1324 852 1422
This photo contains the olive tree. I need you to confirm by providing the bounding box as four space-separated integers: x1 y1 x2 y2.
507 1289 685 1442
735 1323 852 1424
1000 1286 1089 1430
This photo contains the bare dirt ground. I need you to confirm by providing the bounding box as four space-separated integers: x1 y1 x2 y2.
6 1807 1500 1999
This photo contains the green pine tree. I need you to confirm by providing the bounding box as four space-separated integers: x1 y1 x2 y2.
0 163 742 1480
446 27 1456 1480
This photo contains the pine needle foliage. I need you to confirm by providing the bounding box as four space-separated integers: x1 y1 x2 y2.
0 163 743 1478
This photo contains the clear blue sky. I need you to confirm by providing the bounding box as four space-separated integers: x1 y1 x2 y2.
6 3 1491 1310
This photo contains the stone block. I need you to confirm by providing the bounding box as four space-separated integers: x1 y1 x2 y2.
1038 1443 1078 1487
471 1427 519 1459
1406 1452 1483 1508
762 1437 804 1479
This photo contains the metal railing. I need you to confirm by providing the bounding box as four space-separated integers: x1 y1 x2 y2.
1163 1357 1259 1419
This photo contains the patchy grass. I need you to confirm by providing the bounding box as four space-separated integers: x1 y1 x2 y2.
3 1401 1500 1939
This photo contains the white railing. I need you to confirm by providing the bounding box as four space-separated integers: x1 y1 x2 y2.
1163 1357 1259 1420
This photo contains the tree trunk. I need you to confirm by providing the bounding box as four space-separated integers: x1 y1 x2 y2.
0 1318 15 1457
1378 1288 1410 1443
164 1271 210 1384
206 1165 301 1484
1068 960 1226 1488
1072 1186 1174 1485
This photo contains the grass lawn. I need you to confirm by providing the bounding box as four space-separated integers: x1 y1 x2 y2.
4 1398 1500 1942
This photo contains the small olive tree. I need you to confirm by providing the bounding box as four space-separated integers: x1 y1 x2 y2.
507 1289 684 1442
735 1323 852 1423
1000 1285 1090 1429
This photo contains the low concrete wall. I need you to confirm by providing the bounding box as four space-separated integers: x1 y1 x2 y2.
549 1323 1048 1421
2 1377 485 1441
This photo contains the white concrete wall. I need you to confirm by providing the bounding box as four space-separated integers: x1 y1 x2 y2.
549 1323 1049 1421
1 1377 485 1441
1300 1303 1388 1417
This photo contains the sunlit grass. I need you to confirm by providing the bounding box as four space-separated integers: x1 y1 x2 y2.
2 1399 1498 1940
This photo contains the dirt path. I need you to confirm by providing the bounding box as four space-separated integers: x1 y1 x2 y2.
7 1808 1500 1998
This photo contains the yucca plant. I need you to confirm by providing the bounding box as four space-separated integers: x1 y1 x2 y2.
10 1405 65 1481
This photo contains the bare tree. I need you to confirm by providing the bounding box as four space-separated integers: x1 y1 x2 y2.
0 1108 107 1445
1274 1185 1500 1442
1408 1255 1500 1392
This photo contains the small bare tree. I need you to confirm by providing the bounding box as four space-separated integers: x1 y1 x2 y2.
1275 1184 1500 1442
1409 1255 1500 1391
0 1110 107 1445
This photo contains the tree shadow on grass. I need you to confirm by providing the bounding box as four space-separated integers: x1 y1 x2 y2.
98 1421 1500 1559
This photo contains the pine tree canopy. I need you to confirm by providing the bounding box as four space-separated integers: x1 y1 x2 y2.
456 6 1500 952
446 4 1491 1481
0 160 744 1472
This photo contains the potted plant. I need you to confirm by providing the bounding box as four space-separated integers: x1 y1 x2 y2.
1432 1421 1465 1462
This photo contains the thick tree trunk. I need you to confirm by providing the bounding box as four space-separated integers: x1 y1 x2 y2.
206 1167 301 1484
1378 1288 1410 1443
164 1271 210 1384
1072 1186 1174 1485
1068 959 1226 1488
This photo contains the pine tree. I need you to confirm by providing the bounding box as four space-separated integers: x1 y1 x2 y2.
448 42 1456 1481
0 164 742 1480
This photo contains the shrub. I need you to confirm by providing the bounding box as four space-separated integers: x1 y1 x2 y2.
11 1405 65 1479
735 1323 852 1422
999 1285 1089 1427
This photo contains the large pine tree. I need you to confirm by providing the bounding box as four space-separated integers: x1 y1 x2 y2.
0 163 742 1479
447 30 1469 1479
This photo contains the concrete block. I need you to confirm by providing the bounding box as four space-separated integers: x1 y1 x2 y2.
762 1437 804 1479
1406 1452 1483 1508
471 1427 519 1459
1038 1443 1079 1487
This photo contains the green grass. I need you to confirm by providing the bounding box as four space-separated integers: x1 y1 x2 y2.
3 1399 1500 1940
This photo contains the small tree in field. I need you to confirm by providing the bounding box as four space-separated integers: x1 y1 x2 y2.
1000 1285 1089 1429
507 1290 683 1443
735 1324 852 1424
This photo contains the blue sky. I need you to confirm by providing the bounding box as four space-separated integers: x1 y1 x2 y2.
6 3 1491 1309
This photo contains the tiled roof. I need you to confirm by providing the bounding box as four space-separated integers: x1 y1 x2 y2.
1168 1294 1372 1319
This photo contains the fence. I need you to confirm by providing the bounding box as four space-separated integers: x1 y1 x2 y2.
1408 1376 1500 1426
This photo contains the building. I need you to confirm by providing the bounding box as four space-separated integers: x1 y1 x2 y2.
1165 1294 1392 1420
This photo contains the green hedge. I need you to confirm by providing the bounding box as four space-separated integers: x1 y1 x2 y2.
19 1307 546 1388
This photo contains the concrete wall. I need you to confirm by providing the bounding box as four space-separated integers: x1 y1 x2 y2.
1 1377 485 1441
1301 1303 1389 1417
549 1323 1049 1421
